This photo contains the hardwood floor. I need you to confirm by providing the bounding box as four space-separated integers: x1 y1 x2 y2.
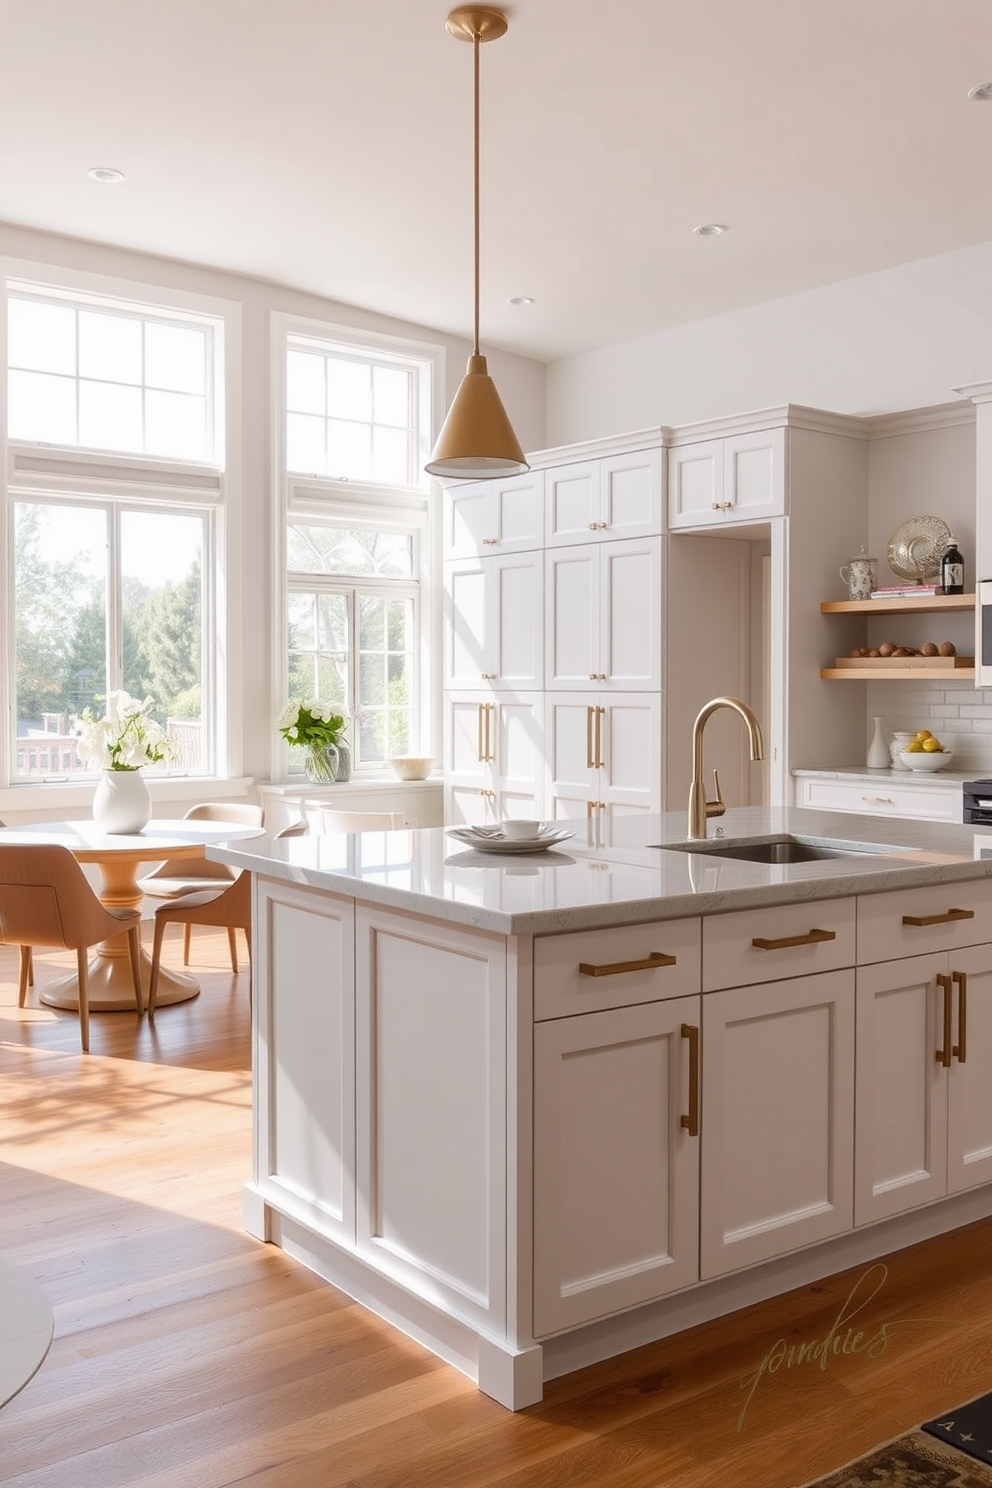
2 931 992 1487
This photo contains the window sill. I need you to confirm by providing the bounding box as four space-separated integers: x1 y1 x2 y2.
0 776 254 817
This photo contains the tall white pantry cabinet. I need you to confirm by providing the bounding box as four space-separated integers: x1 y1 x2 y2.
443 435 664 829
443 406 874 822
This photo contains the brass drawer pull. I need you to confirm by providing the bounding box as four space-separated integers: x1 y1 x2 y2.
751 928 836 952
578 951 677 977
903 908 975 927
681 1023 700 1137
953 969 968 1063
861 795 894 804
936 972 953 1068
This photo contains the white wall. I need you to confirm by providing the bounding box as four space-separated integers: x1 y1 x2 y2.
547 239 992 445
0 221 547 792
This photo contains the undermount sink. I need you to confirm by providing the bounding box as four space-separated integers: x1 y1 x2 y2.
655 834 895 865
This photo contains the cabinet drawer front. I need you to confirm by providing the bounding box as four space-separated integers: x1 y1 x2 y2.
534 919 700 1020
857 879 992 963
702 898 856 992
797 776 961 822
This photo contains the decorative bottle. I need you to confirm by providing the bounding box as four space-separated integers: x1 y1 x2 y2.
941 537 965 595
867 716 890 770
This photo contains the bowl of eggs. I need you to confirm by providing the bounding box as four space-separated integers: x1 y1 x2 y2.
900 730 954 772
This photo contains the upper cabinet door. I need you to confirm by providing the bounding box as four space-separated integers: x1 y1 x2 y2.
724 428 785 522
668 439 724 529
600 448 663 541
600 537 662 690
490 551 544 691
545 460 601 547
443 471 545 559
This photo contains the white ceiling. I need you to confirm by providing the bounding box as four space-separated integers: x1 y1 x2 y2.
2 0 992 362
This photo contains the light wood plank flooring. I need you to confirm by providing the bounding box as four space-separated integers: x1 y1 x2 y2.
2 930 992 1487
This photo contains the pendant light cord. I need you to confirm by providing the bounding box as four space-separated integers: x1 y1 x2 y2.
473 26 481 358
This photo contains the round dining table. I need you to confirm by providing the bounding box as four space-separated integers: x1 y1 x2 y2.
0 818 265 1010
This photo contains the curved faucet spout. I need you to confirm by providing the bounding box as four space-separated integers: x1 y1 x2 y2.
687 696 765 839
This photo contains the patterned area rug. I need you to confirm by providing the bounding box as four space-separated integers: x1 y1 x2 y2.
803 1393 992 1487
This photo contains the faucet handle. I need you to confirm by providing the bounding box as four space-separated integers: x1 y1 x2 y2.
706 768 726 819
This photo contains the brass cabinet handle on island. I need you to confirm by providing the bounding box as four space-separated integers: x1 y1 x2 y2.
681 1023 700 1137
902 908 974 927
936 973 953 1067
578 950 677 977
751 928 837 952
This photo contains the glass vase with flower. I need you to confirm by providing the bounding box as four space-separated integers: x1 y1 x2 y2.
73 691 173 833
278 699 351 783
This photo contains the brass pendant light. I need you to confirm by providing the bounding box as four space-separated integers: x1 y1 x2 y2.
425 7 529 481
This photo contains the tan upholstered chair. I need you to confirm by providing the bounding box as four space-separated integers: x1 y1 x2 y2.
0 821 31 988
136 802 264 899
319 810 406 832
0 843 143 1052
148 819 310 994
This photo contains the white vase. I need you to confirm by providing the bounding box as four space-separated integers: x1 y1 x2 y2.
867 716 890 770
92 769 151 834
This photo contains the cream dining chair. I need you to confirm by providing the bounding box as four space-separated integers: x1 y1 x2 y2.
148 819 310 988
136 802 264 899
0 843 143 1052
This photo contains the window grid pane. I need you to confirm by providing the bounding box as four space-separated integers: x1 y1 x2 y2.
285 342 417 487
7 295 216 462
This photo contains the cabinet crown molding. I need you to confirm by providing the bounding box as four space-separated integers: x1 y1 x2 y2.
666 404 868 445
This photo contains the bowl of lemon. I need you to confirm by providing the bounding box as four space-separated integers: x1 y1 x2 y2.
900 730 954 772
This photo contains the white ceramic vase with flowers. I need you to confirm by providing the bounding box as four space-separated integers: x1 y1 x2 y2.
73 691 172 833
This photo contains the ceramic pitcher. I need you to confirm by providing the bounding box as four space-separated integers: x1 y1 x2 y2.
839 546 878 601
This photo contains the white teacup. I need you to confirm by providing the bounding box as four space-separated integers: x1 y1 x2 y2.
501 819 543 840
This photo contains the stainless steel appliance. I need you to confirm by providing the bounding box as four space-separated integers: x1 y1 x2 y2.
963 779 992 824
978 578 992 687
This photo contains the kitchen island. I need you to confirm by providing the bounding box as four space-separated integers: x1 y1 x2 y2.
211 808 992 1409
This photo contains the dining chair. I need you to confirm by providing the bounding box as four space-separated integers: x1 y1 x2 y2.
319 810 407 832
136 802 264 899
148 819 310 994
0 843 143 1052
0 821 32 988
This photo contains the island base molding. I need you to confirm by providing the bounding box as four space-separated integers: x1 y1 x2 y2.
244 1180 992 1411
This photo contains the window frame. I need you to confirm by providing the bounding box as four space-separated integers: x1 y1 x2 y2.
272 312 443 783
0 259 243 810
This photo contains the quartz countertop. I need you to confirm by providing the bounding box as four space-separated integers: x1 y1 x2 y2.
209 807 992 936
792 765 970 785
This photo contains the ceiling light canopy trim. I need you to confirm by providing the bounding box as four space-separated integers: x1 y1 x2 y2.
425 6 528 482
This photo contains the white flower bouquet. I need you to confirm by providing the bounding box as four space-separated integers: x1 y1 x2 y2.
73 690 172 772
277 699 348 749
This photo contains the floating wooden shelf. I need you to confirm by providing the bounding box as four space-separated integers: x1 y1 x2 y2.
820 593 975 616
820 665 976 680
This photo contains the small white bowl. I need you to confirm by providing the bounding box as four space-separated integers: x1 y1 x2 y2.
390 756 434 781
899 749 954 773
501 819 543 840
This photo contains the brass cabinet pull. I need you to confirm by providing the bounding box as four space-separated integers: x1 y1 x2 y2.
578 950 677 978
751 928 837 952
586 706 596 768
903 908 975 927
595 705 605 768
861 795 894 804
482 536 498 545
477 703 485 763
486 703 496 763
952 969 968 1063
936 972 953 1067
681 1023 700 1137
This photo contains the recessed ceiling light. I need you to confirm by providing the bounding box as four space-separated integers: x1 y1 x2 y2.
969 82 992 101
508 296 535 306
88 167 125 183
693 223 727 236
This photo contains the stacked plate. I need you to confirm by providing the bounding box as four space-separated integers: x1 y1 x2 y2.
446 825 575 854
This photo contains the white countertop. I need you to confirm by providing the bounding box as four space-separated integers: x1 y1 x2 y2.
209 806 992 936
793 765 971 786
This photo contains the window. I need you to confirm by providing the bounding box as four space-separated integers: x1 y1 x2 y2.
4 271 232 786
278 318 438 779
287 525 419 767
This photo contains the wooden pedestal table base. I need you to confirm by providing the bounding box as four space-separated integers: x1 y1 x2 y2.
0 818 266 1012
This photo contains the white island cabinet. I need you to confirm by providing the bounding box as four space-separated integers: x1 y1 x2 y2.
213 807 992 1411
